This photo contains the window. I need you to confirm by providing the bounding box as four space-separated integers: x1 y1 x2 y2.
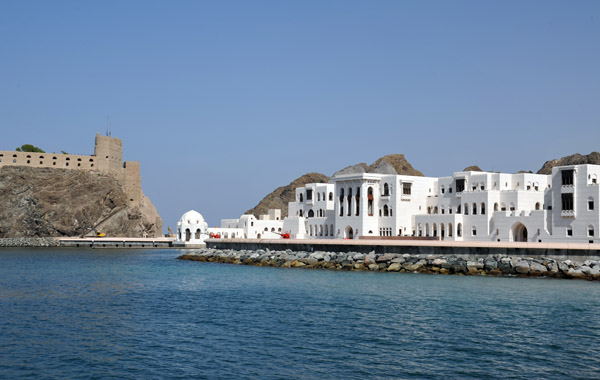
588 225 594 237
481 202 485 215
317 192 320 201
367 187 374 216
588 197 594 211
456 179 465 193
329 192 333 201
457 223 462 237
567 226 573 237
299 193 303 202
472 203 477 215
383 183 390 196
561 169 574 186
480 185 484 190
464 203 468 215
383 205 389 217
535 202 541 211
472 226 477 236
457 204 461 214
562 193 574 211
441 186 445 194
449 187 453 193
306 189 313 201
402 183 412 195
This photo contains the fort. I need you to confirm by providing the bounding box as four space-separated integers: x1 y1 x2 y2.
0 133 142 204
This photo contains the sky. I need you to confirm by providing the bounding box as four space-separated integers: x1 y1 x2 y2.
1 0 599 229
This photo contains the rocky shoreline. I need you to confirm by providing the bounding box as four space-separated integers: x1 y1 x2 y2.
178 248 600 281
0 237 60 247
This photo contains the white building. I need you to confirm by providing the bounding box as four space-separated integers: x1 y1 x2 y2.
283 164 600 243
174 209 284 246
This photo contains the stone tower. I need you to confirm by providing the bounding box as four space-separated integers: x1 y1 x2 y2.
94 133 123 172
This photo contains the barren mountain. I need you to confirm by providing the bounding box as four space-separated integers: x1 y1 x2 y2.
537 152 600 174
245 172 330 218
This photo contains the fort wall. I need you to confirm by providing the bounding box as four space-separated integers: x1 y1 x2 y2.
0 133 142 206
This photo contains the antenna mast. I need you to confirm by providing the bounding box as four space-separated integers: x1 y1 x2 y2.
106 115 111 137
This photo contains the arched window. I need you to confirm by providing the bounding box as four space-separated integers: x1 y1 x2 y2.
308 209 314 218
418 223 423 237
588 225 595 237
457 223 462 237
448 223 453 237
472 203 477 215
299 193 303 202
185 228 191 242
501 202 506 211
480 202 485 215
309 225 313 236
317 192 320 201
433 223 437 237
383 183 390 196
195 229 201 239
347 188 352 216
329 192 333 201
535 202 541 211
339 188 345 216
472 226 477 236
509 202 515 211
425 223 430 237
588 197 594 211
390 208 393 217
299 210 303 217
383 205 389 217
325 224 328 236
494 202 499 212
271 227 275 232
464 203 469 215
367 187 374 216
355 187 360 216
457 204 461 214
427 206 431 214
319 225 323 236
433 206 438 214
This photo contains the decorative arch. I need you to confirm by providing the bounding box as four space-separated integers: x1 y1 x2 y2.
345 225 354 239
511 222 528 242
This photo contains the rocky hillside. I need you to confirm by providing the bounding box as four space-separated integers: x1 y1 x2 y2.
245 172 330 218
537 152 600 175
0 166 162 238
334 154 423 176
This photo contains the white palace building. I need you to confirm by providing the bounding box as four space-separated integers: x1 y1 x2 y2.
176 163 600 245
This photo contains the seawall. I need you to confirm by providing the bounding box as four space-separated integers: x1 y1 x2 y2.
205 238 600 261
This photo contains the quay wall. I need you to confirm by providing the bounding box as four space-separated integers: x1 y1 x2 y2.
205 238 600 261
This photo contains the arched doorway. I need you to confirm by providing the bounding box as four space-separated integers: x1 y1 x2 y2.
511 223 528 242
185 228 191 242
345 226 354 239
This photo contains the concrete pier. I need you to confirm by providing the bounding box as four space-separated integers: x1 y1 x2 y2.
58 237 174 248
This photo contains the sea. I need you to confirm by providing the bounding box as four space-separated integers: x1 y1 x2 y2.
0 248 599 380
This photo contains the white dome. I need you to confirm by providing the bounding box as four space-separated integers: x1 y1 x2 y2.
178 210 207 227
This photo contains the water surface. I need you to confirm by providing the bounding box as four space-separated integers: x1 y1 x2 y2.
1 248 599 379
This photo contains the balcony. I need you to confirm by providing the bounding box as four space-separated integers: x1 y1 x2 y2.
561 210 575 218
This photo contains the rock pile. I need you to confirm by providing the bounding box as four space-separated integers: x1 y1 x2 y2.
0 237 60 247
178 248 600 281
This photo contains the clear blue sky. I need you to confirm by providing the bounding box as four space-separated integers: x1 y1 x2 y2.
1 0 599 228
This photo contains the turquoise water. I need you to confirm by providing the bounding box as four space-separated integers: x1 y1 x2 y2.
1 249 599 379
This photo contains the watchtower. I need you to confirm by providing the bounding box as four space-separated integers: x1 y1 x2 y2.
94 133 123 172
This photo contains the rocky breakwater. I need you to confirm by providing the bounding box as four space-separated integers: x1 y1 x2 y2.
178 248 600 281
0 237 59 247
